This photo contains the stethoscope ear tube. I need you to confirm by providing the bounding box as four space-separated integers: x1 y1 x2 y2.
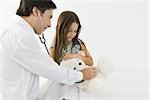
38 34 49 54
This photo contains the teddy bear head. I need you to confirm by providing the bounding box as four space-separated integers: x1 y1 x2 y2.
60 58 86 71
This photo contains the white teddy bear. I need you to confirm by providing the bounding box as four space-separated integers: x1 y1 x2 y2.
60 57 114 94
39 57 114 100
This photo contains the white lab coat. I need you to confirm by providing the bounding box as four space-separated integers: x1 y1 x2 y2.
0 15 83 100
39 80 80 100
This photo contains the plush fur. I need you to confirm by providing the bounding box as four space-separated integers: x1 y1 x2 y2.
60 57 114 94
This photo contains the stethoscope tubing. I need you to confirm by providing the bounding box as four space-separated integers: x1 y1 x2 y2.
39 34 49 55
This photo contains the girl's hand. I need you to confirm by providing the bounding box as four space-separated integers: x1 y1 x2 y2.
63 53 82 60
77 51 85 56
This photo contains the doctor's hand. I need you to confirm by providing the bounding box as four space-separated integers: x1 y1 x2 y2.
81 66 97 81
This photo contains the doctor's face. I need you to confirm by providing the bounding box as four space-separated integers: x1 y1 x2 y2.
35 9 53 34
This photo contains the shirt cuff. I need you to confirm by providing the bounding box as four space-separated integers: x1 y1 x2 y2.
76 72 83 83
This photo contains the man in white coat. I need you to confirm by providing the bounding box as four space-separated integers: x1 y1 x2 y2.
0 0 96 100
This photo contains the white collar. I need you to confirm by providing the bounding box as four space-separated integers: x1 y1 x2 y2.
12 15 35 35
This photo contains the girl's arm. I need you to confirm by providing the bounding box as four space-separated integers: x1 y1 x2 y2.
80 43 93 66
63 42 94 66
49 46 54 58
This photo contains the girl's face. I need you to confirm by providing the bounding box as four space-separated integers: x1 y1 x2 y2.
67 22 79 42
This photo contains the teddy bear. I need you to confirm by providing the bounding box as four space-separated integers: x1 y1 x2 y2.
39 57 114 100
60 57 114 95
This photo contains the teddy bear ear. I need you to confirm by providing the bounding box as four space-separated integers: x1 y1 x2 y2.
97 57 115 75
60 59 74 69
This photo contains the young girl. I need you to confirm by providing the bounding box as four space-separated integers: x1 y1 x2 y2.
50 11 93 66
40 11 94 100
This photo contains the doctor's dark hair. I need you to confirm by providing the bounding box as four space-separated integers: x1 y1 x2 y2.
16 0 56 16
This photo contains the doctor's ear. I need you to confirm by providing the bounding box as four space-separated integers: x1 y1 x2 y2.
32 7 41 17
38 12 41 17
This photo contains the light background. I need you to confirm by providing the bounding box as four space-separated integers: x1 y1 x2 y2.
0 0 149 100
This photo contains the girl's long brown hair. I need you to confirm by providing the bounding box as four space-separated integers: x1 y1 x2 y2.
53 11 81 64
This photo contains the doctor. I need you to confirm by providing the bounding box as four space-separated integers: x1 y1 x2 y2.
0 0 96 100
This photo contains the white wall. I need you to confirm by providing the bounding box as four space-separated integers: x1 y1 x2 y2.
0 0 149 100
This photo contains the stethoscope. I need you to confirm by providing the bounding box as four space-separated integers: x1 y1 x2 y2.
38 34 49 55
